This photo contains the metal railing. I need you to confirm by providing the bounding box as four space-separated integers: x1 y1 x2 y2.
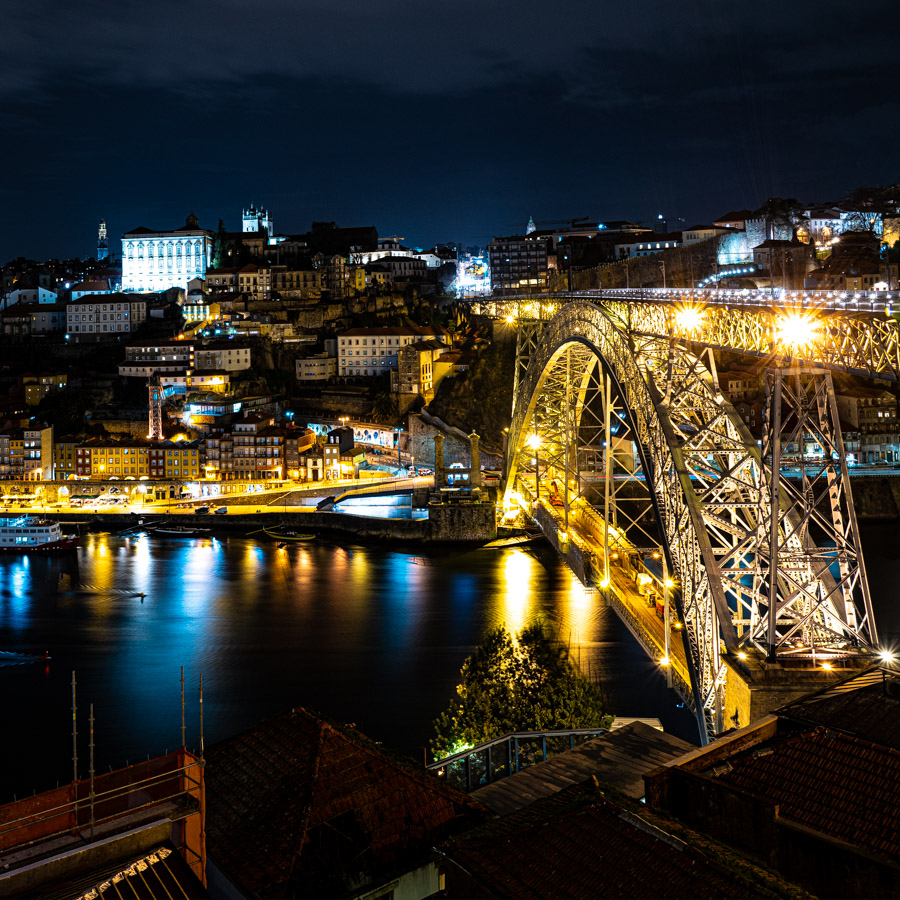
0 752 201 859
426 728 609 793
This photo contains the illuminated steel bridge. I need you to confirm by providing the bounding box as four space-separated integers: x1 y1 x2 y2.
493 292 892 743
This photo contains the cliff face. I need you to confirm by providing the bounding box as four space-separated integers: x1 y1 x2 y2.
426 340 515 449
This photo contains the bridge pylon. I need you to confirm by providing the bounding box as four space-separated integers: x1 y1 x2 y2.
754 366 877 660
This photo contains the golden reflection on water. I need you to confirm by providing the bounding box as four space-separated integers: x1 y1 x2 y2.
562 574 595 649
499 550 536 634
90 534 113 609
241 541 265 583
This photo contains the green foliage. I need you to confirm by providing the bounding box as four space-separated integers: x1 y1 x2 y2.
431 623 612 760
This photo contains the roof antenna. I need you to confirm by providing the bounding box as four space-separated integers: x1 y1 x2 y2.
181 666 186 749
199 673 205 757
71 671 78 785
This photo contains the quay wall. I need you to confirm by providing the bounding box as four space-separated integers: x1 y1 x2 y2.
56 503 496 543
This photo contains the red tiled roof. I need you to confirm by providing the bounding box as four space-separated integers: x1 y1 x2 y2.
777 667 900 749
442 783 776 899
710 728 900 861
205 707 486 897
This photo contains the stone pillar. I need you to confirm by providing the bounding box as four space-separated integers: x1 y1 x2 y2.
434 434 445 487
469 432 482 488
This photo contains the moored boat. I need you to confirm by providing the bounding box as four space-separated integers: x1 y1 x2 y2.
149 525 212 538
0 516 79 552
263 527 314 542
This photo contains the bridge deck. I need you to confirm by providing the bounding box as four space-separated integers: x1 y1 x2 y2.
529 496 692 699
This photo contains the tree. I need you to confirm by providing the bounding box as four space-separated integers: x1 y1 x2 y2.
371 391 397 423
430 623 612 760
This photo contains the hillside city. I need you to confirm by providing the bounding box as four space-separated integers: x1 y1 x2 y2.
2 187 900 492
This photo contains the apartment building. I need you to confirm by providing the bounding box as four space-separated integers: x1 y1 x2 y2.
21 372 67 406
488 234 553 294
232 415 285 480
338 326 448 378
67 295 148 341
194 343 251 372
392 339 447 399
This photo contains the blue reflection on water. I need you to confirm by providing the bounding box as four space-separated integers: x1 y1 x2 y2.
0 532 701 799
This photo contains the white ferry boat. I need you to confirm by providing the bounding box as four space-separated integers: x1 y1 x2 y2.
0 516 79 552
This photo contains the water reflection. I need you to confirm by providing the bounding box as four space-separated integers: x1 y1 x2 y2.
499 549 537 634
0 533 699 799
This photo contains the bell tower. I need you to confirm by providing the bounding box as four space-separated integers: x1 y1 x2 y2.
97 219 109 261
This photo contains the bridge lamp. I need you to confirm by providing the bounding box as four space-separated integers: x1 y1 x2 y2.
505 314 517 325
879 649 896 664
674 306 704 333
776 313 818 352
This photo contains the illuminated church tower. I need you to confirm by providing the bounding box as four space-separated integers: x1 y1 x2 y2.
242 204 273 236
97 219 109 261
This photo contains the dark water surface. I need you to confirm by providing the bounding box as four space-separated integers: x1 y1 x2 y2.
4 522 897 800
0 530 699 798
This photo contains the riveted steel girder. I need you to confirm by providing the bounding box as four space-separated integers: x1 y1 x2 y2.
470 289 900 381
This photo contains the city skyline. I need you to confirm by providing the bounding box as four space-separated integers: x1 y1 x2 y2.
3 0 899 259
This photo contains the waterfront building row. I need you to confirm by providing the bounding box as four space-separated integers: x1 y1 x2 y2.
0 416 353 483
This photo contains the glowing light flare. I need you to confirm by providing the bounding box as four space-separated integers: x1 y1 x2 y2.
674 306 704 333
775 313 819 351
878 649 895 664
526 433 541 451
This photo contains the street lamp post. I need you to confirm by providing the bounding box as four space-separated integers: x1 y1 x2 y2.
395 427 403 472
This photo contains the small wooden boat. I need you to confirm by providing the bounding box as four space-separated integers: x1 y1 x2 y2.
264 527 314 542
150 526 212 538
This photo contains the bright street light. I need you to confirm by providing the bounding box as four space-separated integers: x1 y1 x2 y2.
775 313 818 351
674 306 704 333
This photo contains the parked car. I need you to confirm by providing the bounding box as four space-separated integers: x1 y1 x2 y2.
214 507 228 515
195 506 210 514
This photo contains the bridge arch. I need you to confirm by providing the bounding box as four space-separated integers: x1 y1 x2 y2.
503 301 876 741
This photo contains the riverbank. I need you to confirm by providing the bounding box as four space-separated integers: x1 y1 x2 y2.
53 502 497 543
834 475 900 520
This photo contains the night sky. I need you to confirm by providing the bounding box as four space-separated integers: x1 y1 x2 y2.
3 0 899 259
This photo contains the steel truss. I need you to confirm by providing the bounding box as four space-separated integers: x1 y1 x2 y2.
755 368 877 659
504 302 878 742
471 290 900 381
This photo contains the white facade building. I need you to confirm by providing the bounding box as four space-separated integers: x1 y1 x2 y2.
194 344 252 372
338 326 448 377
296 353 337 382
68 296 148 340
3 286 58 307
122 212 213 292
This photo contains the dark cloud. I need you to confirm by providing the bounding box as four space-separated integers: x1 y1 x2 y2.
1 0 899 258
